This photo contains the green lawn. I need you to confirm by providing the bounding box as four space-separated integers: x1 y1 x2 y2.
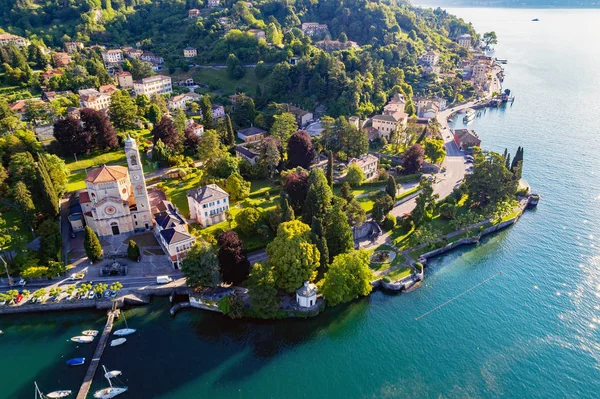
1 208 33 251
65 150 126 173
168 178 280 251
192 68 267 96
387 266 413 281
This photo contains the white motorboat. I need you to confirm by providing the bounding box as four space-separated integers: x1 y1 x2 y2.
113 312 136 337
463 109 476 122
82 330 98 337
71 335 94 343
46 391 72 399
104 370 122 379
34 382 72 399
93 366 128 399
110 338 126 347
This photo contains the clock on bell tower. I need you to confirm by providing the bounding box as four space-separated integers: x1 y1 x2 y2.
124 136 153 229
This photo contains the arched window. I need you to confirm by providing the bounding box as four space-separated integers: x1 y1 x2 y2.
135 185 144 196
130 154 138 166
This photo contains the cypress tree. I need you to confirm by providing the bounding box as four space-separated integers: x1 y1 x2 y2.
37 155 59 216
225 114 235 146
326 151 334 189
127 240 141 260
416 125 427 143
502 148 508 161
505 153 511 171
12 181 36 230
386 175 397 200
280 192 295 222
84 226 103 262
340 182 353 202
303 169 333 222
311 217 329 276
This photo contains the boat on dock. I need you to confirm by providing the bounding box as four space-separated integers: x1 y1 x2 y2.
71 336 94 344
82 330 98 337
113 313 136 337
93 366 128 399
532 18 539 21
110 338 126 347
35 382 72 399
66 357 85 366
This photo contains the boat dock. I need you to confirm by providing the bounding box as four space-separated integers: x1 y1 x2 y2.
75 307 120 399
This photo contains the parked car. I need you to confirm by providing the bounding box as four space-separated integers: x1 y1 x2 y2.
15 294 23 304
17 278 26 287
68 273 85 281
87 291 95 300
156 276 173 284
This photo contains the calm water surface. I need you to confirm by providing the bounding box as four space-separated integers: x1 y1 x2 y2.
2 7 600 399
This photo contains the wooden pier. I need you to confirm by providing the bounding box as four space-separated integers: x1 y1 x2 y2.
75 307 120 399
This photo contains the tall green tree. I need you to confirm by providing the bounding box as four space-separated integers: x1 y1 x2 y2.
411 178 438 226
386 175 397 199
108 90 138 130
181 241 221 288
84 226 102 262
311 217 329 275
270 113 297 151
303 168 333 222
200 95 213 128
324 201 354 262
12 181 36 231
38 218 62 263
37 154 60 216
127 240 141 260
466 151 517 206
346 164 365 187
267 220 320 293
279 192 295 222
225 114 235 146
326 151 334 189
247 262 280 317
320 250 373 307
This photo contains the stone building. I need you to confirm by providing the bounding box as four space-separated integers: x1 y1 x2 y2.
79 138 153 237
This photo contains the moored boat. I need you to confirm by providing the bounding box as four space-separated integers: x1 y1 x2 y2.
71 335 94 343
104 370 122 379
110 338 126 347
93 366 128 399
35 382 72 399
66 357 85 366
82 330 98 337
113 313 136 336
463 109 476 122
46 391 72 398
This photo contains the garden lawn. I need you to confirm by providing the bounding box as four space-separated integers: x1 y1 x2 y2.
178 179 280 251
387 266 412 281
192 68 267 96
64 150 126 173
1 208 33 251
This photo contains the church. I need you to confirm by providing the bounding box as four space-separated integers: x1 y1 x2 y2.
79 137 153 238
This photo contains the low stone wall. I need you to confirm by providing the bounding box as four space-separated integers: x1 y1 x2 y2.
0 285 193 316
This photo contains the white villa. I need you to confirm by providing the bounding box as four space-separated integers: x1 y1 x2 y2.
133 75 172 96
78 88 111 111
79 138 153 238
350 154 379 181
187 184 230 227
183 47 197 58
212 104 225 119
101 49 124 65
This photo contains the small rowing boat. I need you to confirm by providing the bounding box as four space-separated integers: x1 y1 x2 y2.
110 338 126 347
66 357 85 366
82 330 98 337
71 336 94 343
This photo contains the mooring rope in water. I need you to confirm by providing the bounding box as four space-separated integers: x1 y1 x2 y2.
414 271 503 321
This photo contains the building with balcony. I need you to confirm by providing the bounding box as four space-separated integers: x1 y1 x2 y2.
187 184 230 227
133 75 172 96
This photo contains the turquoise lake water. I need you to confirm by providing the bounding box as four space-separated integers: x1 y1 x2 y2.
2 7 600 399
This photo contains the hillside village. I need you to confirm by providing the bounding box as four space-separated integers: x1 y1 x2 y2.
0 0 523 317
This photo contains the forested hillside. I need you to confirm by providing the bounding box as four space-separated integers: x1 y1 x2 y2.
1 0 482 116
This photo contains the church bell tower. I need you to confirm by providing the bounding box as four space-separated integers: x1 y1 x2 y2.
125 136 152 229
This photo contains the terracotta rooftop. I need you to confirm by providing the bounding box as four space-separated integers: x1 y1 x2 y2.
85 165 128 184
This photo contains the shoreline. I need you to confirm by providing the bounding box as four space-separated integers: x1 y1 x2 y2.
0 197 535 318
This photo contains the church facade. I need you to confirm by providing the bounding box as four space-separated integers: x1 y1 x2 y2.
79 137 153 238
